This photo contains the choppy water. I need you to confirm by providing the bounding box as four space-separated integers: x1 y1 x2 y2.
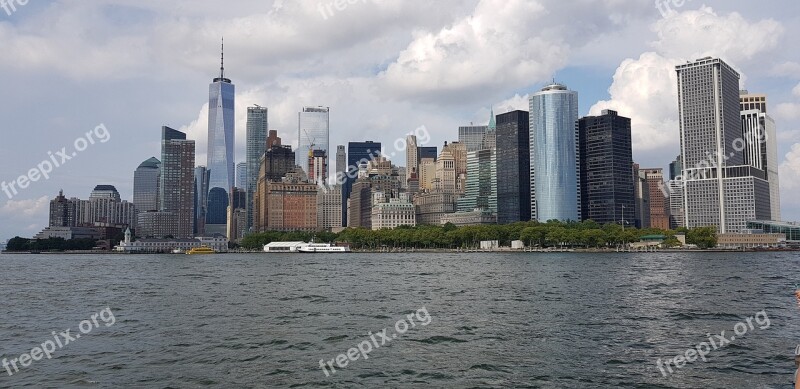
1 251 799 388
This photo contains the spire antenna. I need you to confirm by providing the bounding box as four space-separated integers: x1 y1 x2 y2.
220 37 225 79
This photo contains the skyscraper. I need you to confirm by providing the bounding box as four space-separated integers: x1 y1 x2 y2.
246 105 268 232
194 166 210 236
343 141 381 226
336 145 346 178
740 91 780 221
529 83 580 222
459 125 489 152
308 149 328 185
669 156 682 181
207 40 235 235
643 168 670 230
496 110 531 224
677 57 771 233
133 157 160 213
236 162 247 189
457 148 497 213
405 135 418 185
297 107 330 175
160 126 195 238
577 110 634 225
418 147 438 161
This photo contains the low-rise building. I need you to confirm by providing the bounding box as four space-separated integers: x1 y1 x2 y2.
34 226 105 240
440 209 497 226
717 232 786 249
115 229 228 253
371 193 416 230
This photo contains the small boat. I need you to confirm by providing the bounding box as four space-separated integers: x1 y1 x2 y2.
172 248 185 254
298 243 351 253
186 246 215 255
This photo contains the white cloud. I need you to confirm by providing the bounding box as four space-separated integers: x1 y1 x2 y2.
793 82 800 97
589 6 785 158
774 103 800 121
780 144 800 193
651 6 783 63
1 196 49 217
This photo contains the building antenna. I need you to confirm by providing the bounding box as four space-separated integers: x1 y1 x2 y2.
220 37 225 79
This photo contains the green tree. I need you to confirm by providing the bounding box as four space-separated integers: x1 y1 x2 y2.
687 227 717 249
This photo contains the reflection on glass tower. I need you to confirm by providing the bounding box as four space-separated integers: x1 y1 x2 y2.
206 39 235 234
529 83 580 222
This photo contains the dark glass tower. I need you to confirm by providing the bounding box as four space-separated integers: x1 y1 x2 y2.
417 147 438 161
343 141 382 226
578 110 635 225
496 110 531 224
206 39 235 234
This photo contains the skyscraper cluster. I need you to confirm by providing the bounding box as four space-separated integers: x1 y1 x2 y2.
42 52 781 241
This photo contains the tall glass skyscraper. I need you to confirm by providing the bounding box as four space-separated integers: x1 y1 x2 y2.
297 107 330 176
496 110 530 223
133 157 160 213
578 110 634 225
206 40 235 234
529 83 580 222
194 166 209 235
245 105 268 232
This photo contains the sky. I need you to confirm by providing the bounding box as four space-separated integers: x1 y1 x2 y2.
1 0 800 241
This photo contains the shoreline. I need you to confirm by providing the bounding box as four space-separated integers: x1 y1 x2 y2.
3 248 799 255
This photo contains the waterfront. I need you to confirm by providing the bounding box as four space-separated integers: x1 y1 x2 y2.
0 251 798 388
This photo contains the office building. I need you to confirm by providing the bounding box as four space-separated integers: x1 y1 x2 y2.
740 91 781 221
418 158 436 192
406 135 418 185
633 163 650 229
336 145 346 178
496 110 530 223
669 156 682 181
133 157 160 213
530 83 580 222
317 184 343 231
643 168 670 230
418 146 438 162
193 166 210 236
308 149 328 185
459 125 489 153
236 162 247 189
371 193 416 230
159 126 195 238
457 148 497 213
297 107 330 175
253 143 297 232
578 110 635 225
343 141 381 226
348 174 400 229
676 57 771 233
207 41 236 234
414 192 458 225
261 170 318 232
245 106 268 232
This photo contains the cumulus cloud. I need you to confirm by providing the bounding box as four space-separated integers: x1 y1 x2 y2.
651 6 783 63
0 196 49 235
589 6 784 158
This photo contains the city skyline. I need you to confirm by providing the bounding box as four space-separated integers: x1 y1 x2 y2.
2 1 800 240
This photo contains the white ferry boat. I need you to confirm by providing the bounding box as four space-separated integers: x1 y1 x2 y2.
298 243 351 253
